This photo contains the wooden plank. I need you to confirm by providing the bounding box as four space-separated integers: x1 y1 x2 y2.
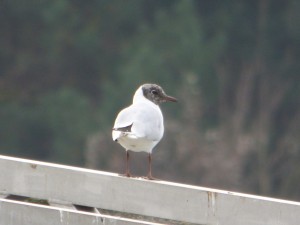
1 155 300 224
0 199 162 225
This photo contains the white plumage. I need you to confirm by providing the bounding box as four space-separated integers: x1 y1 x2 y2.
113 86 164 152
112 84 177 179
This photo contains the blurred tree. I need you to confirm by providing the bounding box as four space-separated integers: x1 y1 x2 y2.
38 88 96 164
88 0 300 200
0 88 96 165
0 102 51 159
0 0 299 201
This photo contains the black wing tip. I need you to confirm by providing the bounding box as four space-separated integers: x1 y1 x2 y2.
113 123 133 133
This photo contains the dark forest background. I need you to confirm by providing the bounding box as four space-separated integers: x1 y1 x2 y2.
1 0 299 201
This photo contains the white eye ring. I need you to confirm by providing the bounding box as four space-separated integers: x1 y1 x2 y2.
151 90 158 95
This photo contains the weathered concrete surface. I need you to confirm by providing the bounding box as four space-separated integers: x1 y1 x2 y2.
1 155 300 225
0 199 161 225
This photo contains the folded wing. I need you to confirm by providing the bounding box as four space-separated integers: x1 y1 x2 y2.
112 102 163 142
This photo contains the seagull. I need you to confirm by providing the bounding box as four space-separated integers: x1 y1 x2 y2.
112 83 177 179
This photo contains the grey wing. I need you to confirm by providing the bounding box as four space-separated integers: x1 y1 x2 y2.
113 103 163 141
113 106 136 130
112 106 139 141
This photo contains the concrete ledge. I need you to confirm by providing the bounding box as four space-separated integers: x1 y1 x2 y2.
0 155 300 224
0 198 161 225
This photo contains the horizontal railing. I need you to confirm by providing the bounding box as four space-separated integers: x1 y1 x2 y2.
0 155 300 225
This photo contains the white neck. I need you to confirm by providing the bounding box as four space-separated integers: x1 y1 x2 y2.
132 86 146 104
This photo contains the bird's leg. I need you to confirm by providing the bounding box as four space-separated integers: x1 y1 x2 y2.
125 151 131 177
147 153 155 180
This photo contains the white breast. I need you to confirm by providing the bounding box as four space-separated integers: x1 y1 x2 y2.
112 87 164 153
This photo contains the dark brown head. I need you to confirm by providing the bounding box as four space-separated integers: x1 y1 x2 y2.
142 83 177 105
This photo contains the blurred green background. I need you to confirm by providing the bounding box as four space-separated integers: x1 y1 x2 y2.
1 0 299 200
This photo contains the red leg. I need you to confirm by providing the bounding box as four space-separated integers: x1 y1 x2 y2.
147 153 154 180
125 151 131 177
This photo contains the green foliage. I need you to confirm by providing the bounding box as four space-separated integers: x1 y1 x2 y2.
0 0 300 200
38 88 97 164
0 102 51 159
0 88 96 165
102 1 224 123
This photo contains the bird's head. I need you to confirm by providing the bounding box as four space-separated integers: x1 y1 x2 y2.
142 83 177 105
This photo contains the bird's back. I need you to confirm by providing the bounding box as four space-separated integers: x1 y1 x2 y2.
112 101 164 153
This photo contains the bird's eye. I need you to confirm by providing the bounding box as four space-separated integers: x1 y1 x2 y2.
151 90 158 95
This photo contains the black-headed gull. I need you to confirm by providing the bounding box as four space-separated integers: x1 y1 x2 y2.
112 84 177 179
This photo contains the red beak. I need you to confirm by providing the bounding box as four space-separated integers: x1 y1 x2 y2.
164 95 177 102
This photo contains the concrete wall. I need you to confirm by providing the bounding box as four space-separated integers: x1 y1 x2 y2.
0 155 300 225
